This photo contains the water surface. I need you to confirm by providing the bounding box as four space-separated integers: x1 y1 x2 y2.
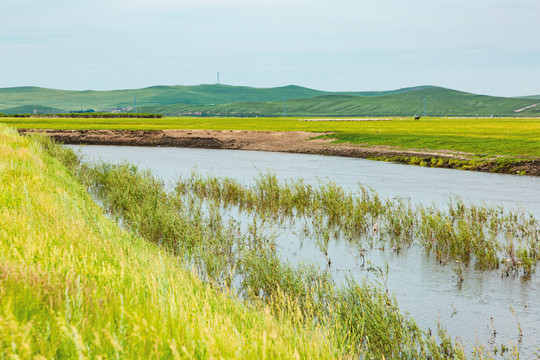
69 145 540 357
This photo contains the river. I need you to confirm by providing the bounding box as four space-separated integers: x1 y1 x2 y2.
68 145 540 358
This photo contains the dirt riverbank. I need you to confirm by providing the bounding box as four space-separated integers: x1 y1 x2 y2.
19 129 540 176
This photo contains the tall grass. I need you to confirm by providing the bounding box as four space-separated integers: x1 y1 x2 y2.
0 126 342 359
175 172 540 274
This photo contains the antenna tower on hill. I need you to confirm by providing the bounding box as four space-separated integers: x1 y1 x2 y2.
217 72 220 85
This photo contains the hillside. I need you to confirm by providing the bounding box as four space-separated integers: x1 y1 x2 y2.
0 84 335 112
0 84 433 113
142 87 540 117
520 94 540 100
1 84 539 116
1 104 65 115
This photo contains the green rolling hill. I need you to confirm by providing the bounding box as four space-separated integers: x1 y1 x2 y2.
1 105 65 115
141 87 540 117
0 84 539 117
0 84 342 112
520 94 540 100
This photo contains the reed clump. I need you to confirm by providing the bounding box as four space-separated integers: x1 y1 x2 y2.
175 172 540 274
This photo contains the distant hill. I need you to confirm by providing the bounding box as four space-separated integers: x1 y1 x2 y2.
141 87 540 117
1 104 65 115
520 95 540 100
0 84 336 111
0 84 539 116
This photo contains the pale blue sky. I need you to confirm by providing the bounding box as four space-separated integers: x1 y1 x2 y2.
1 0 539 96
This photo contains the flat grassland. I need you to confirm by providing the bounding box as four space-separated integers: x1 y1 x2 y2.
4 116 539 158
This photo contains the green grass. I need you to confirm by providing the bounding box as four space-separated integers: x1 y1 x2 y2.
325 118 540 157
35 135 510 359
4 116 540 158
77 160 456 359
0 125 342 359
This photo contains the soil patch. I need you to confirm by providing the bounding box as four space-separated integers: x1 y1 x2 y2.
19 129 540 176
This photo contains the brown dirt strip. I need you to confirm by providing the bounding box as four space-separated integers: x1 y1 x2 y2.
18 129 540 176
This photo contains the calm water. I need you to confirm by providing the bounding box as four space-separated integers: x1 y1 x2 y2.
69 145 540 357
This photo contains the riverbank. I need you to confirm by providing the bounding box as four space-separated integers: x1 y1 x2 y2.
18 128 540 176
0 126 340 358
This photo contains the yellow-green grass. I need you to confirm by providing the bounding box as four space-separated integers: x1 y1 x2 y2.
3 116 539 157
0 125 337 359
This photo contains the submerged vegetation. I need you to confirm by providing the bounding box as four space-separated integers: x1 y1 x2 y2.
2 126 534 358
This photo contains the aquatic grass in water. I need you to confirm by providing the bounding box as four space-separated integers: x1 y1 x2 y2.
176 172 540 274
81 165 472 358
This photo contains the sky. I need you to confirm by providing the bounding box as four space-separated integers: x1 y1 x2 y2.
1 0 539 97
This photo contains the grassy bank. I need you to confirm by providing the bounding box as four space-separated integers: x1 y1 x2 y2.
0 126 343 358
4 116 539 158
4 126 529 358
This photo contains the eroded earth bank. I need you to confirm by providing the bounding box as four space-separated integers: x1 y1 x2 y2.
19 129 540 176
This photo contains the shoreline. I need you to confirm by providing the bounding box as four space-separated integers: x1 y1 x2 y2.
18 128 540 176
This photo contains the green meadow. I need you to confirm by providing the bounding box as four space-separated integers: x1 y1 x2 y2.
3 116 539 158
